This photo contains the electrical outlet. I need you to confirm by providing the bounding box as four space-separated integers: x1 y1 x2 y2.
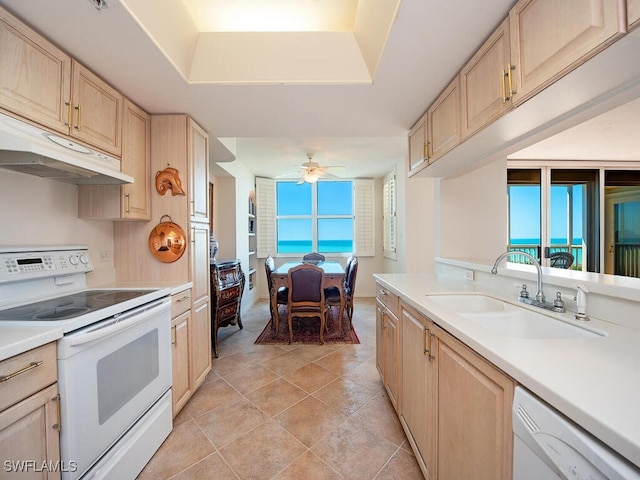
464 269 475 282
97 250 112 262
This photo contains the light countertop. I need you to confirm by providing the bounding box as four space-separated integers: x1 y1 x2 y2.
0 326 63 361
0 281 189 362
374 273 640 470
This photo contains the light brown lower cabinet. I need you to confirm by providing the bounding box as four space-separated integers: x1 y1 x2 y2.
171 310 191 416
170 287 199 417
375 297 400 411
400 305 437 479
190 298 211 389
0 383 61 479
0 342 61 480
397 302 514 480
169 286 210 417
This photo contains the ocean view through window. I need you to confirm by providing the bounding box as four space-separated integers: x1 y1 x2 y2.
276 180 353 254
507 168 600 272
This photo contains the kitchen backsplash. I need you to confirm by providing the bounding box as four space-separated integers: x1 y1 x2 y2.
0 170 116 286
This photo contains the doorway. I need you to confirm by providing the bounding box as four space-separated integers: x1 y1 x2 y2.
604 171 640 277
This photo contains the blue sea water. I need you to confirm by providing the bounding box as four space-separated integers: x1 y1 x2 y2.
510 238 582 245
278 240 353 254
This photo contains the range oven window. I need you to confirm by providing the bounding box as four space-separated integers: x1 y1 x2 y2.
96 329 159 424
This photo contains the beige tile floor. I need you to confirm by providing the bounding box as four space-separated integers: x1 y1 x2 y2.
138 297 425 480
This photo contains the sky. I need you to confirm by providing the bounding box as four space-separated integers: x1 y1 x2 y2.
509 185 584 244
276 181 353 248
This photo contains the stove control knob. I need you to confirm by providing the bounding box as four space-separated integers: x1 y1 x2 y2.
79 253 89 265
69 255 79 266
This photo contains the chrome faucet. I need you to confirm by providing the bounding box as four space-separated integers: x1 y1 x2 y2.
491 251 545 302
491 251 565 313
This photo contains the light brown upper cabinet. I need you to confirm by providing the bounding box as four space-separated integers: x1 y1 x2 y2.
407 112 429 176
0 6 71 133
120 99 151 220
189 118 209 223
629 0 640 30
460 18 513 140
69 61 123 156
78 99 150 220
427 76 461 162
0 6 123 157
509 0 626 106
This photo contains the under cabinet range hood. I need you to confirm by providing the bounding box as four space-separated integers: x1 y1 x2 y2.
0 112 133 185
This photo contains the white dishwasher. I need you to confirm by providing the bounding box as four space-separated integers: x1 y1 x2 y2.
513 386 640 480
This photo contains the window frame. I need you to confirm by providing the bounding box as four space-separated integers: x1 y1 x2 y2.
383 168 397 260
275 179 354 256
256 177 374 259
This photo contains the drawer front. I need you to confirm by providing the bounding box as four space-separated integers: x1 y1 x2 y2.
219 286 241 303
171 289 192 318
218 303 239 322
376 284 399 317
0 342 57 412
220 302 239 318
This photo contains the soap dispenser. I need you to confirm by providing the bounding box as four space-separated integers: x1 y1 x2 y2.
574 285 589 321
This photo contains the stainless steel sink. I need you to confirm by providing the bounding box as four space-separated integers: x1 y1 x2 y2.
426 293 603 339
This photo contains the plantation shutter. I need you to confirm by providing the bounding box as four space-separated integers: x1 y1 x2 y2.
256 177 276 257
354 179 375 257
383 169 397 259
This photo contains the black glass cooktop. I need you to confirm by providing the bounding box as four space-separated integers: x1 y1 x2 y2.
0 290 152 321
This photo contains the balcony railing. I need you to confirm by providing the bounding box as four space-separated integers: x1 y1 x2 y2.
507 243 640 278
614 243 640 278
507 244 584 270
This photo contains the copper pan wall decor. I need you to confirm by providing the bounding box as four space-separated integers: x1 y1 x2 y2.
148 215 186 263
155 167 186 196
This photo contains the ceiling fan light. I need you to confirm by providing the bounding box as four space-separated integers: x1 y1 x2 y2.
303 171 320 183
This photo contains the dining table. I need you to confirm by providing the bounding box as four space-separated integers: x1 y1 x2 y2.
271 261 346 333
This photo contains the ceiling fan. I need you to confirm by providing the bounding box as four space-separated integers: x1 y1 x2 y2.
278 153 346 184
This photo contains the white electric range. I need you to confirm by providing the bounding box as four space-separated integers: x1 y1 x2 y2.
0 246 173 480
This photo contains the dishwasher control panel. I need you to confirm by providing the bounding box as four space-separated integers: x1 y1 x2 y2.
513 386 640 480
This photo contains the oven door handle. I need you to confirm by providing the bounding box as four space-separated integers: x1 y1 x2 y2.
68 297 171 347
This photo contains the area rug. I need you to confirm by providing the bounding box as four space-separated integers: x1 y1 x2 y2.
254 306 360 345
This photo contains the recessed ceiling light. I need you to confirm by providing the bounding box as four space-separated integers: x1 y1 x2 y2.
88 0 109 11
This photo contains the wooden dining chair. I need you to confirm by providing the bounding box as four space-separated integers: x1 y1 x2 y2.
265 256 288 337
287 263 328 344
302 252 325 264
325 256 358 331
343 256 358 328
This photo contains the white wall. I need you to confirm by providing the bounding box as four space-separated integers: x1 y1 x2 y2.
0 170 116 286
404 174 439 273
438 159 508 261
213 159 259 310
212 175 237 261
